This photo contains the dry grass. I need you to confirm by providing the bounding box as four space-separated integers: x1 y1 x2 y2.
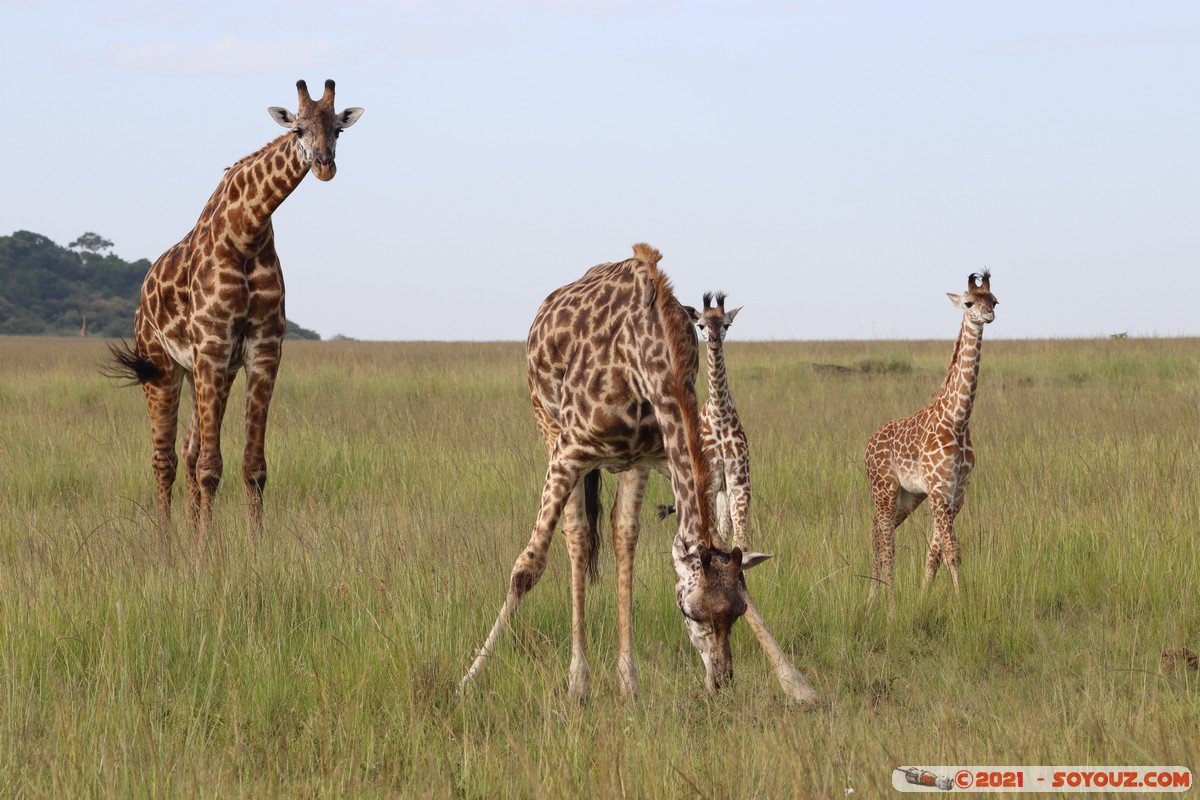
1 336 1198 797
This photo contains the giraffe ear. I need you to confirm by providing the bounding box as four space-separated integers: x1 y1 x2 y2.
947 292 968 310
683 305 700 323
726 306 743 324
337 107 365 129
740 552 773 571
268 107 297 129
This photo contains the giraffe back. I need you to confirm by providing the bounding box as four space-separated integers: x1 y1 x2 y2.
527 257 699 470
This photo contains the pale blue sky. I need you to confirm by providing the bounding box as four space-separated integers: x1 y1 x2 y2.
3 0 1197 340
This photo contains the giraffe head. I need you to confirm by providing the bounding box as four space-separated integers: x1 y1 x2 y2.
947 270 998 329
268 79 364 182
673 534 772 693
685 291 742 345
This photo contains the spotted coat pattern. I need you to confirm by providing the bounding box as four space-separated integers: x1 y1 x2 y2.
110 80 362 538
865 272 998 610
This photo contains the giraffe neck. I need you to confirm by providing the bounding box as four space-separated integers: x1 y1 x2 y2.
210 134 310 254
934 318 984 428
705 340 734 417
641 269 715 551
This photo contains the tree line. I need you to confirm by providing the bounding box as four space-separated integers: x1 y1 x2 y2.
0 231 320 339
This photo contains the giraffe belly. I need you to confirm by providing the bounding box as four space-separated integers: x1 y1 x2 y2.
895 466 928 497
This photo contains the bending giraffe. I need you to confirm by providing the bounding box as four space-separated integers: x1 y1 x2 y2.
865 271 998 610
660 292 752 552
460 245 820 705
108 80 363 537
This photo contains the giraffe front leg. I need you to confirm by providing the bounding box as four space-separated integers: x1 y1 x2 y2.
727 473 751 553
242 339 282 538
612 466 649 701
923 494 956 596
741 595 823 709
191 355 236 539
460 446 586 692
943 492 965 596
183 376 201 528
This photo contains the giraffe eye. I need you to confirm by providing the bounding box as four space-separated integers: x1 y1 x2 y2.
964 301 974 308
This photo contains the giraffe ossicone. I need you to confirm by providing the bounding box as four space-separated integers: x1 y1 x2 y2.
108 79 363 539
459 245 820 707
864 271 998 611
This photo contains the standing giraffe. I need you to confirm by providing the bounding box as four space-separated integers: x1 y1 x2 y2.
864 271 998 610
108 80 363 537
460 245 820 705
660 292 752 551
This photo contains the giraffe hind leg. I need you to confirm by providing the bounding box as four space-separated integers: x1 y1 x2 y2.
561 478 592 702
140 368 184 533
868 483 898 610
611 467 649 701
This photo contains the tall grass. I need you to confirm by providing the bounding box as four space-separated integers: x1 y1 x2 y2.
1 336 1197 797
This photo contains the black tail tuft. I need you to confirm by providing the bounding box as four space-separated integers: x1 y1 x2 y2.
656 504 677 521
584 469 602 583
103 339 164 385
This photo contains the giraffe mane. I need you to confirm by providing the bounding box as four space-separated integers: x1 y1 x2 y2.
224 133 291 173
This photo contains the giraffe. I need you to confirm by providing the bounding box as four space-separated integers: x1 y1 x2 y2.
108 80 363 538
460 245 821 706
659 292 752 551
864 271 998 610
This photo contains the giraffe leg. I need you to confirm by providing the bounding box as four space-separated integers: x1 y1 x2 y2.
141 368 184 532
867 480 899 611
715 489 732 547
192 356 236 538
242 339 282 538
727 471 751 553
460 443 587 692
923 494 955 595
612 466 649 701
943 492 965 595
741 594 823 708
183 376 201 529
561 478 591 702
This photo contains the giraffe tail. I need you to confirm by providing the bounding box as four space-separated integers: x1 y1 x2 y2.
103 339 164 385
656 504 677 521
583 469 602 583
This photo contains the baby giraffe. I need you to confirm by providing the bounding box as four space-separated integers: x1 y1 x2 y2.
659 292 750 551
864 271 998 610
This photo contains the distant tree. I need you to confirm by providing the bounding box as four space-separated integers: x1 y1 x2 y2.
285 319 321 340
68 232 114 255
0 231 320 339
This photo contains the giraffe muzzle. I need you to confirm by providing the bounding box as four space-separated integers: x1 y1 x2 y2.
311 157 337 181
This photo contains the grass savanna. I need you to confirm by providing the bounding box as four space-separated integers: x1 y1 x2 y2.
1 336 1197 796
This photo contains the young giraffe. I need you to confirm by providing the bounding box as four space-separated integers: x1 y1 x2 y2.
460 245 820 705
864 271 998 610
109 80 363 538
660 292 751 551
